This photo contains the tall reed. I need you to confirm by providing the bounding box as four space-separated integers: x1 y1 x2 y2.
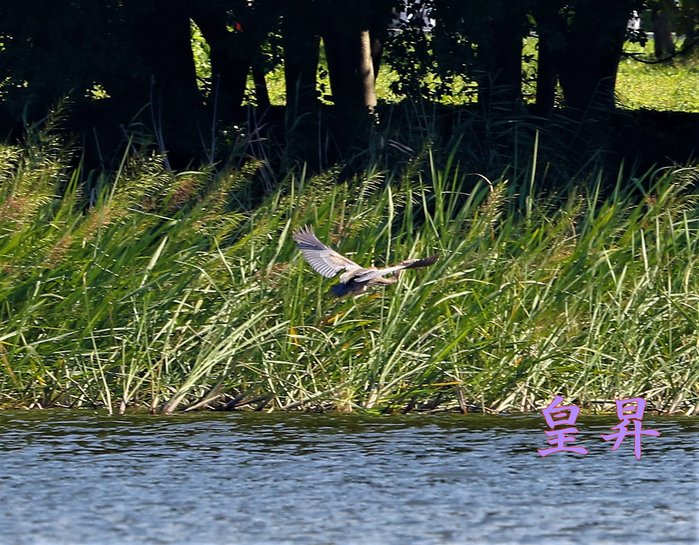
1 132 697 414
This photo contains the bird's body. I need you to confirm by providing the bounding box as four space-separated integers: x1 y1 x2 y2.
292 226 437 297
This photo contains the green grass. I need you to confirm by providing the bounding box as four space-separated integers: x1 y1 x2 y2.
617 41 699 112
1 124 698 415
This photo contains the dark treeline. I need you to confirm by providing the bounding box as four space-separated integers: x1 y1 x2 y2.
0 0 697 172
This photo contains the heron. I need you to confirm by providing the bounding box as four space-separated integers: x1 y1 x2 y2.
292 225 438 297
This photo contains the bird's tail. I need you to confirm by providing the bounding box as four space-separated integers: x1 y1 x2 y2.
403 255 439 268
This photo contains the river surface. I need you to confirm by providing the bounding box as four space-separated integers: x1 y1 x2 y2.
0 410 696 545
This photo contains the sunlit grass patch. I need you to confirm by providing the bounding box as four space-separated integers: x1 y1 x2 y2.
617 41 699 112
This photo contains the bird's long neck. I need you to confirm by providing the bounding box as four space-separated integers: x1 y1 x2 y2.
373 275 399 285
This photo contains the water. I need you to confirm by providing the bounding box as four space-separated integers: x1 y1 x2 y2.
0 411 696 545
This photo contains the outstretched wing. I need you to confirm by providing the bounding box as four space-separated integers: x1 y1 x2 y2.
352 255 439 283
292 226 362 278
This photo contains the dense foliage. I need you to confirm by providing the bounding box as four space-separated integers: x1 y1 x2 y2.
1 127 697 414
1 1 697 165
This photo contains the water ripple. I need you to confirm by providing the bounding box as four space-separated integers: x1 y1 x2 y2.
0 411 696 545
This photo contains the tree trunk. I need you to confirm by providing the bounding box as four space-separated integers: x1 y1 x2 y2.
556 0 635 115
121 0 203 166
476 2 528 110
191 5 251 125
534 31 557 116
324 16 376 112
252 66 271 110
327 29 376 112
532 1 566 116
368 0 395 78
652 1 676 60
679 0 699 48
283 0 321 116
323 1 377 158
281 0 323 165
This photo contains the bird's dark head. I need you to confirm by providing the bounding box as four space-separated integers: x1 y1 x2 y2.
329 280 371 297
330 283 351 297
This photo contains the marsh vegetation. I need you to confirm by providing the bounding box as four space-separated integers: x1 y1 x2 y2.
1 3 698 415
1 121 697 415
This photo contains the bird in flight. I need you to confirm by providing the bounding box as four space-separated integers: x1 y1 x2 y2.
292 226 438 297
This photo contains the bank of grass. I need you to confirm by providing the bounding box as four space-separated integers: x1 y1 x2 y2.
0 129 698 415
